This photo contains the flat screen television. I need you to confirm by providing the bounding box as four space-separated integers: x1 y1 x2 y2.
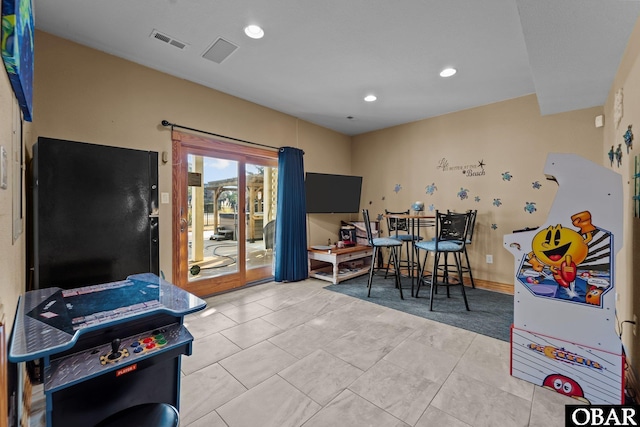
305 172 362 213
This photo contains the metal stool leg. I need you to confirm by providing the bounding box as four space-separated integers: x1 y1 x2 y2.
463 247 475 288
384 249 393 278
415 248 429 297
454 251 470 310
429 251 440 311
367 246 379 297
391 247 404 299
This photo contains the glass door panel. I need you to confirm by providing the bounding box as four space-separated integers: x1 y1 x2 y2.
188 154 240 281
245 163 278 281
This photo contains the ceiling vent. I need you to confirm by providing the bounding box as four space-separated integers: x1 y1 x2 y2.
202 38 238 64
150 29 188 50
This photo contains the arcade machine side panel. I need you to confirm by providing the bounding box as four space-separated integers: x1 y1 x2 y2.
32 137 159 290
511 326 624 405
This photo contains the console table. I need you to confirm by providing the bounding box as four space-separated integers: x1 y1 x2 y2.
308 245 373 284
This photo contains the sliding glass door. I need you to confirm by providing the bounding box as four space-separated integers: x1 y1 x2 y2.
245 162 278 282
172 131 278 296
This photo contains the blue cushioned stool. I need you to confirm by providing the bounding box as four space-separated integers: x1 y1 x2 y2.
95 403 179 427
362 209 404 299
415 210 471 311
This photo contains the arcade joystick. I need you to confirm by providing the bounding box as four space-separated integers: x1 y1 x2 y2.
107 338 122 360
99 338 129 365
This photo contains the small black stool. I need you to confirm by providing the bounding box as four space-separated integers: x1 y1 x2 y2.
95 403 179 427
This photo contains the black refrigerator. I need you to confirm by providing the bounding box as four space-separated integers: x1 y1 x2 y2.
32 137 159 290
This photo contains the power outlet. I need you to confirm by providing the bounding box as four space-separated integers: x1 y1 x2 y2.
634 315 638 336
486 254 493 264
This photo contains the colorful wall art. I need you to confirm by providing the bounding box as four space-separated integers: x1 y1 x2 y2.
1 0 34 121
380 155 550 233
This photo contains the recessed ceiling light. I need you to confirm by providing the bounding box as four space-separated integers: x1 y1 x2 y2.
364 95 377 102
244 25 264 39
440 68 457 78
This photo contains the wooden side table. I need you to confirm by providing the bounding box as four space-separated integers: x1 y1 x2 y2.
308 245 373 284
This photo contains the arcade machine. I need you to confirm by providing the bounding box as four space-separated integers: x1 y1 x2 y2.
504 153 624 405
9 273 206 427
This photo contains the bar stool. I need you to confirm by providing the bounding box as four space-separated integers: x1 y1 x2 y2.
443 209 477 289
415 210 470 311
384 209 423 280
460 209 477 288
95 403 179 427
362 209 404 299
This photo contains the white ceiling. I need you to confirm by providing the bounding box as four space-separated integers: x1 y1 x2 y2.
33 0 640 136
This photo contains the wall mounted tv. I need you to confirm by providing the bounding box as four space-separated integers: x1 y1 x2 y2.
305 172 363 214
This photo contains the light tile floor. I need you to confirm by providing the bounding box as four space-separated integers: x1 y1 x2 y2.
28 278 574 426
178 278 573 427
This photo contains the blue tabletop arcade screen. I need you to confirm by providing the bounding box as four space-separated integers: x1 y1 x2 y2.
27 278 161 334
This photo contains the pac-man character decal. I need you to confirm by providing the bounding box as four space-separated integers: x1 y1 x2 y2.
517 210 612 306
542 374 591 404
528 344 603 370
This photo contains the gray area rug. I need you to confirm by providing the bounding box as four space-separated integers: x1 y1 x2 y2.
325 273 513 342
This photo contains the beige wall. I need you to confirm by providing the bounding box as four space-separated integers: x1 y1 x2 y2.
603 16 640 364
352 95 604 285
31 31 352 287
0 63 25 334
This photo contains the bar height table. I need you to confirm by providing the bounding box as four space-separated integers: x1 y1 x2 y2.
383 213 435 296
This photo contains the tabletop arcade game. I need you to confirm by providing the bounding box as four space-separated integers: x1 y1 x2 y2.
9 273 206 427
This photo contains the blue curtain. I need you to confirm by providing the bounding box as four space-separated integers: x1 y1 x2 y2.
275 147 308 282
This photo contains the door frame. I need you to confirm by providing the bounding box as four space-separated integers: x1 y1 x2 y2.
171 130 277 296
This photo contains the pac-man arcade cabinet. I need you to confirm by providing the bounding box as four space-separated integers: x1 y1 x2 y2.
504 153 624 405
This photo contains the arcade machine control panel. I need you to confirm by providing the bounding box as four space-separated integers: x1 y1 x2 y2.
9 273 206 427
45 323 191 392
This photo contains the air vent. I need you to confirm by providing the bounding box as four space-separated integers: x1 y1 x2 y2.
202 38 238 64
170 40 186 49
150 29 189 50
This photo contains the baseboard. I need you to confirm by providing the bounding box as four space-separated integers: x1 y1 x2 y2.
465 277 514 295
387 264 514 295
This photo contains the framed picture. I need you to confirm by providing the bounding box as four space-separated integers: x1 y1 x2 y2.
1 0 34 122
12 106 22 242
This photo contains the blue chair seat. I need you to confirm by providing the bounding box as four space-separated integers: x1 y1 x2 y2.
373 237 403 246
415 240 463 252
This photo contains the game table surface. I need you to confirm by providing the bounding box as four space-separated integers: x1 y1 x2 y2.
9 273 206 362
